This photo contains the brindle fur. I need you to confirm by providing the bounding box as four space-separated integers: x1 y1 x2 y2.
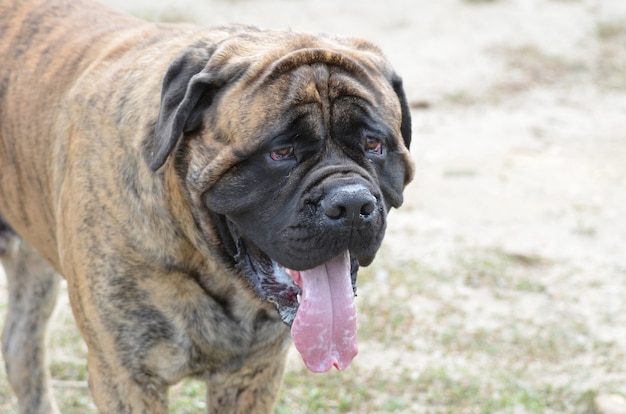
0 0 414 412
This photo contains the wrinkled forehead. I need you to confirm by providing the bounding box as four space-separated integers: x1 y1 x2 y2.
260 44 399 109
217 45 402 147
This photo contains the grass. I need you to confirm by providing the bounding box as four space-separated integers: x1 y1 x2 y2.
458 249 550 292
277 367 415 413
1 245 624 412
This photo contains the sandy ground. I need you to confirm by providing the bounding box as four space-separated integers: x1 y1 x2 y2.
2 0 626 412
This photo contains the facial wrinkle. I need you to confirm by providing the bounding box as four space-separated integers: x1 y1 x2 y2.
311 63 331 143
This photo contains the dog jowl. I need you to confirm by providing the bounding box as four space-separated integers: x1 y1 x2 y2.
0 0 414 411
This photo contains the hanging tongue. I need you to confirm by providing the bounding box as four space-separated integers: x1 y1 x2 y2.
290 251 358 373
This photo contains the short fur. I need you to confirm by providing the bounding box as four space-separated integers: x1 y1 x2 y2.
0 0 414 412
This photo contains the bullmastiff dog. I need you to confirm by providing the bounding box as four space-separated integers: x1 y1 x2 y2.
0 0 414 412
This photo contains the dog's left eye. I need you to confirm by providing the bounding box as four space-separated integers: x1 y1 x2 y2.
269 147 295 161
365 137 383 155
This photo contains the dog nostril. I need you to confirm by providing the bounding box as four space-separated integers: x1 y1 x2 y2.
323 203 345 219
360 201 375 217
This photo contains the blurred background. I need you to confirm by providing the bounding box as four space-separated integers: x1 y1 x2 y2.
1 0 626 412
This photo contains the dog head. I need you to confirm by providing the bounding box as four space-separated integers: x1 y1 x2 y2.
145 28 414 372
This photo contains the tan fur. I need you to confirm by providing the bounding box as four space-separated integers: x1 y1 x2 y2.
0 0 414 412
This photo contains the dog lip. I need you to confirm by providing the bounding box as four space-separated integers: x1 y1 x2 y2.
226 218 361 325
228 223 301 325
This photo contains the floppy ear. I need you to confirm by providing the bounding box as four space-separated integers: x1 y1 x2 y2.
147 48 218 171
390 74 412 150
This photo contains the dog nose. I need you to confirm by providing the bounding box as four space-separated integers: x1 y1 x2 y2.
321 185 377 226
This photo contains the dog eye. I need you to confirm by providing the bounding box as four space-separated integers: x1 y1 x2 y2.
269 147 295 161
364 137 383 155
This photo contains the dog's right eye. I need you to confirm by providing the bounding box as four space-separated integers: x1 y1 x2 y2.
364 137 383 155
269 147 295 161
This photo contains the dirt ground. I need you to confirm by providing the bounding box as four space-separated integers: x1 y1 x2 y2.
1 0 626 412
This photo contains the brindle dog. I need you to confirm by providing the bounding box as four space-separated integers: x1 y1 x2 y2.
0 0 414 412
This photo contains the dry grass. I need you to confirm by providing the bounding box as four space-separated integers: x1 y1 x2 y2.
1 244 623 412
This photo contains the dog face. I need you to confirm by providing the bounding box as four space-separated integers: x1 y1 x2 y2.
145 29 414 372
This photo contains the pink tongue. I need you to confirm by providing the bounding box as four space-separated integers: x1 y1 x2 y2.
290 251 358 373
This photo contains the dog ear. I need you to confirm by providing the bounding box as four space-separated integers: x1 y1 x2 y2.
390 74 412 150
147 48 218 171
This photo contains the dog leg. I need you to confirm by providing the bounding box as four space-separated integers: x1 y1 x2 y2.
205 351 288 414
1 234 61 414
85 350 169 414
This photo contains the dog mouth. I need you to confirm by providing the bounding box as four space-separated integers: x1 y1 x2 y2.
230 225 359 372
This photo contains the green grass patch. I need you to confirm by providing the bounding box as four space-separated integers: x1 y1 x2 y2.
277 366 414 413
169 379 207 413
458 248 550 292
